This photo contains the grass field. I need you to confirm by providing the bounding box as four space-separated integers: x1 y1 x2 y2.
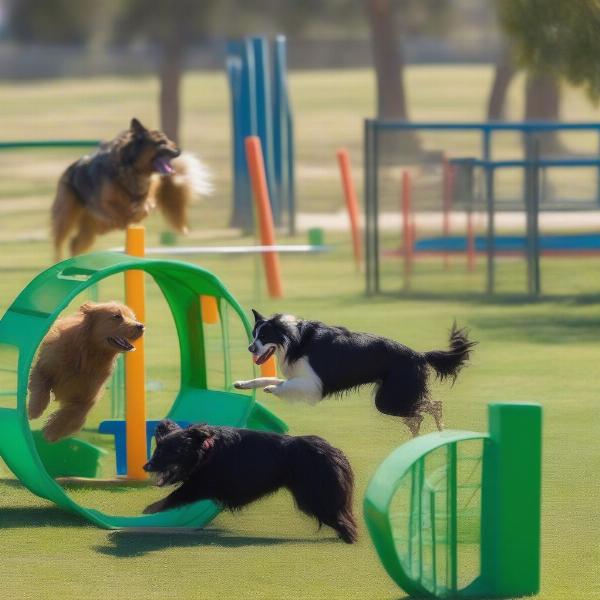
0 67 599 600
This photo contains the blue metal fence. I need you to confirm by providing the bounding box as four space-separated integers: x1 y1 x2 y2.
363 119 600 296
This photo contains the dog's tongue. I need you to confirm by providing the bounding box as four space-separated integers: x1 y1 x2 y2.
110 336 135 352
154 156 175 175
253 347 274 365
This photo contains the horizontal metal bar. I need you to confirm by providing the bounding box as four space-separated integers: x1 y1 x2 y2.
0 140 100 150
451 157 600 169
368 120 600 132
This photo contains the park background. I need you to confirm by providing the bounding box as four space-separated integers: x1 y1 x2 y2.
0 2 598 599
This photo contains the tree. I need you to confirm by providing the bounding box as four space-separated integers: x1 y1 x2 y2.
114 0 220 143
6 0 100 44
497 0 600 102
486 43 516 121
367 0 408 121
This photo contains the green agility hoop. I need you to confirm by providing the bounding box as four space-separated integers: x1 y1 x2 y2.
0 252 286 529
364 403 541 599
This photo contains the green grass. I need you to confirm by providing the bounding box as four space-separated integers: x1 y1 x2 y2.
0 68 599 599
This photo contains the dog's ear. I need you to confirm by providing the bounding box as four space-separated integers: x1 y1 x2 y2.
187 423 211 440
130 118 148 135
251 309 265 323
79 302 98 316
155 419 180 442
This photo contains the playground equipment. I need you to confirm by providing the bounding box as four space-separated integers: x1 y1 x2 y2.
227 36 295 232
0 251 286 528
388 161 600 293
364 120 600 297
364 403 542 599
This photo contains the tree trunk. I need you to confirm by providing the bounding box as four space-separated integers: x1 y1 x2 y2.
159 37 184 143
525 72 560 121
524 72 562 154
366 0 419 160
487 46 516 121
367 0 407 120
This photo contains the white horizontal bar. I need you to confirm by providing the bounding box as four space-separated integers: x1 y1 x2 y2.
109 244 329 255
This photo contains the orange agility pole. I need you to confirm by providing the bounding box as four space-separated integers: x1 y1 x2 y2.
245 136 284 298
124 225 147 480
260 355 278 378
336 148 362 270
401 171 414 289
200 295 219 324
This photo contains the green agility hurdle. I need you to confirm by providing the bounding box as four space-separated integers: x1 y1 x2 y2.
364 403 542 598
0 252 286 529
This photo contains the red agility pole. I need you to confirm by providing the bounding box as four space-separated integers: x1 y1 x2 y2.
245 136 284 298
466 208 476 271
401 171 414 289
442 156 454 270
336 148 362 270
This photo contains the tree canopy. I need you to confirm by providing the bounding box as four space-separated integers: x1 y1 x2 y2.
498 0 600 100
7 0 101 44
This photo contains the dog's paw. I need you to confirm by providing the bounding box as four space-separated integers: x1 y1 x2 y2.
263 385 277 395
233 380 248 390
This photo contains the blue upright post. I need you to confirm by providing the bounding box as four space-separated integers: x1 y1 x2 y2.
286 104 296 235
226 39 258 231
251 36 279 225
226 51 250 230
272 36 295 235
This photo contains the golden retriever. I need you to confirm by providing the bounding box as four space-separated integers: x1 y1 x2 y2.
28 301 144 442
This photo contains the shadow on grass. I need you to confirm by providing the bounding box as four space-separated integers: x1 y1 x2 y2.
94 528 337 557
0 505 87 528
470 313 600 344
361 289 600 307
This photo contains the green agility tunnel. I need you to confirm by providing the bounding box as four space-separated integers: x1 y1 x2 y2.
0 252 286 528
364 403 542 598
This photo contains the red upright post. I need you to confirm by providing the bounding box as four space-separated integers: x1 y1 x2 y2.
466 208 476 272
402 171 414 289
442 157 454 270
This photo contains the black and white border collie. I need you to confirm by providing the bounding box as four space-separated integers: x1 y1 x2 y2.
234 310 476 436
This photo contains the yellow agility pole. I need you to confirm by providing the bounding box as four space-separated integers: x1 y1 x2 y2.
124 225 147 480
200 295 219 324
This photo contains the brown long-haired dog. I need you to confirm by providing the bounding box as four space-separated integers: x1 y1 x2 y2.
51 118 212 259
28 301 144 442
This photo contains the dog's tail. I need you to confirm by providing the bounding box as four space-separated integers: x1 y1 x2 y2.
171 152 213 197
423 322 476 382
289 436 358 544
155 152 212 233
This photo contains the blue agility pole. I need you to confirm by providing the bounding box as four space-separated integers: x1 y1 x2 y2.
226 36 295 234
251 36 279 225
273 35 295 235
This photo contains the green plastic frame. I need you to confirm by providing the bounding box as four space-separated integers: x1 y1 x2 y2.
0 252 287 528
364 403 542 598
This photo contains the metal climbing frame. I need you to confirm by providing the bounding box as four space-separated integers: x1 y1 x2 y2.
364 119 600 296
